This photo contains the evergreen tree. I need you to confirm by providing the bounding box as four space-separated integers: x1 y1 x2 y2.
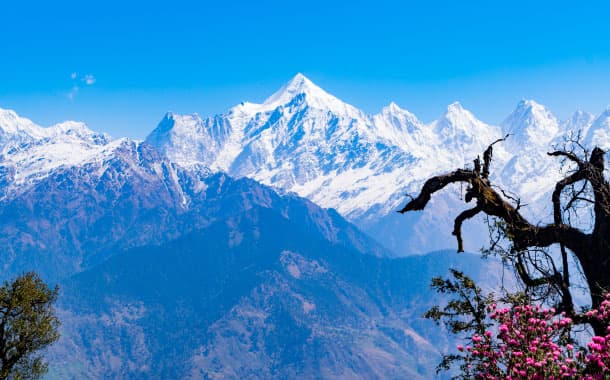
0 272 59 380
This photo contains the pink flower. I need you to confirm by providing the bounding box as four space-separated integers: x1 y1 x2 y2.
592 336 605 344
452 294 610 378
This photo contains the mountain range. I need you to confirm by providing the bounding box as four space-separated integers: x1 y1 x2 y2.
2 74 606 257
145 73 603 253
0 74 608 378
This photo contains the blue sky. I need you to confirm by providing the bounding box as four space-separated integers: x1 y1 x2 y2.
2 0 610 138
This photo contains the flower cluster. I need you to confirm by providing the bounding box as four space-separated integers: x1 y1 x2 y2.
456 295 610 379
581 295 610 376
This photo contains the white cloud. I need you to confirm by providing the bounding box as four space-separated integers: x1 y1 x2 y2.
83 74 96 85
67 86 79 100
67 72 95 99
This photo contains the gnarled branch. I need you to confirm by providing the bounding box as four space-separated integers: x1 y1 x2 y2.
548 150 584 167
482 134 509 179
453 205 483 253
398 169 475 213
399 167 589 255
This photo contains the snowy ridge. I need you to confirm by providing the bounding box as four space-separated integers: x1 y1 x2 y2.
501 100 559 149
0 107 116 194
146 75 506 220
561 110 595 138
585 107 610 150
372 102 435 156
3 75 610 254
0 108 110 150
431 102 503 162
143 75 610 253
498 102 596 223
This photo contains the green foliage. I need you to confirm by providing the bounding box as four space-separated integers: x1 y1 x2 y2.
0 272 60 380
424 269 494 375
425 269 494 336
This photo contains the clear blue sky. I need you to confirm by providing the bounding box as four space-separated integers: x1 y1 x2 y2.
2 0 610 139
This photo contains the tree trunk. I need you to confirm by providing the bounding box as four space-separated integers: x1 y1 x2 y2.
579 243 610 336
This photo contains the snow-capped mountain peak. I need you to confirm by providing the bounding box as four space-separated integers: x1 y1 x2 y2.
373 102 431 152
0 109 116 194
262 73 360 115
263 73 321 105
431 102 501 158
585 106 610 150
564 109 594 128
502 99 559 147
0 107 108 145
560 109 594 139
159 112 202 130
379 102 419 123
446 100 465 112
383 101 406 113
0 107 41 138
442 101 476 124
380 102 417 120
47 120 110 143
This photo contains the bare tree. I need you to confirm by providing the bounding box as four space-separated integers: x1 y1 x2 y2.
399 137 610 336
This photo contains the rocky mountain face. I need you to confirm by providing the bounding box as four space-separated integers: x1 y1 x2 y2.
146 75 455 224
0 162 383 282
146 74 605 254
0 110 384 281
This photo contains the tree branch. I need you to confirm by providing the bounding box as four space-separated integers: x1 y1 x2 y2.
515 252 559 288
547 151 584 167
398 169 476 213
453 205 483 253
482 134 509 179
552 171 586 228
400 147 591 255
